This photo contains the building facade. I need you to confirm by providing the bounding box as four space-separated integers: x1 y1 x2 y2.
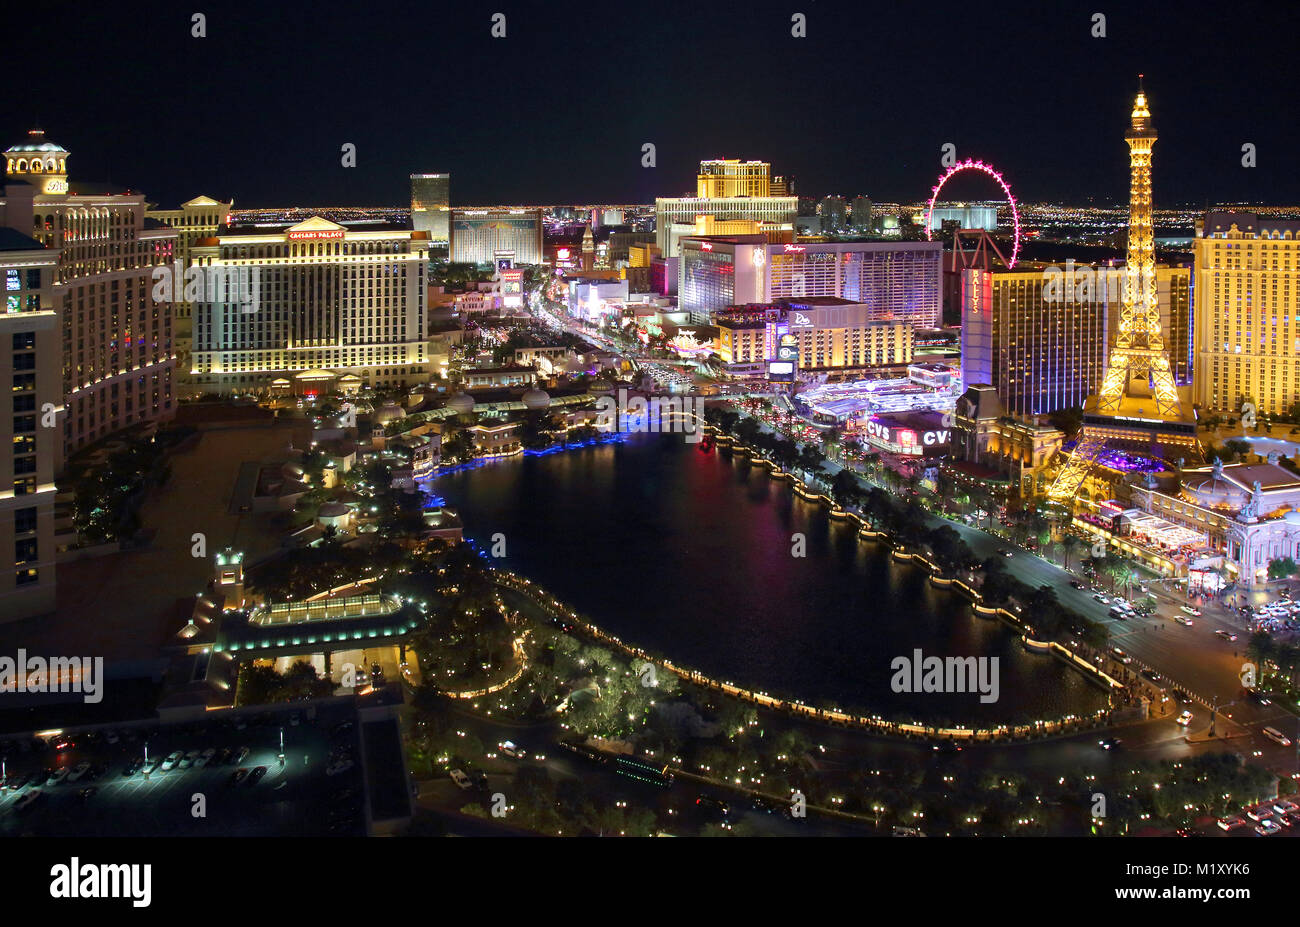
410 173 450 244
679 236 942 327
148 195 234 393
961 262 1190 417
2 130 178 456
188 217 430 394
449 208 542 266
656 158 797 258
1192 211 1300 414
0 231 59 620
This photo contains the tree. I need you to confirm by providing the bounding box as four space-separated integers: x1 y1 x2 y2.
1268 557 1298 580
1061 534 1082 571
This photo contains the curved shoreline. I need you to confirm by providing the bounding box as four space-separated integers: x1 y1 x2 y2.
438 428 1128 742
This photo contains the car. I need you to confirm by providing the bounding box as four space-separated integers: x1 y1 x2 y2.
449 769 473 790
1216 629 1238 642
1140 668 1163 683
1176 710 1193 726
122 758 143 777
1099 737 1122 750
229 767 249 786
66 762 91 783
1272 800 1299 816
179 750 199 769
1217 815 1247 831
13 790 43 813
695 795 730 818
104 730 120 745
48 767 69 784
160 751 183 771
144 756 164 775
1069 580 1084 589
196 748 216 768
470 769 489 790
233 746 250 765
51 736 73 752
215 748 232 766
1179 605 1197 616
326 758 355 777
498 741 526 759
1246 805 1273 822
1110 647 1132 665
1247 689 1272 706
78 787 98 802
1093 593 1108 604
247 765 267 785
1255 819 1282 836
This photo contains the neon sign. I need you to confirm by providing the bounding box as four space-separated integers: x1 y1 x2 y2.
287 230 345 240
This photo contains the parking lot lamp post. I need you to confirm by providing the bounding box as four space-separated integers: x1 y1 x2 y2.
143 742 150 780
279 728 285 767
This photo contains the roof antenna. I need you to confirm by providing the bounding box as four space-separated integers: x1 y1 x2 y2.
1137 73 1145 93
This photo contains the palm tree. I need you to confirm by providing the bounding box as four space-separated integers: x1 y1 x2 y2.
1061 535 1082 572
1106 560 1135 601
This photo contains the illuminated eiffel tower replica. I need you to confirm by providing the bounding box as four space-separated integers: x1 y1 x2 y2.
1047 79 1200 506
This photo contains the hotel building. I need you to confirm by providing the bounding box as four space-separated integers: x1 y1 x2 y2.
449 208 543 266
188 216 431 394
1192 211 1300 414
410 173 450 244
148 195 234 392
655 159 798 258
961 262 1190 417
679 236 942 327
0 230 59 620
1 130 179 457
714 299 912 374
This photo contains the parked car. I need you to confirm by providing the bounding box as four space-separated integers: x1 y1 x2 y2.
247 766 267 785
229 768 249 786
13 790 43 813
66 762 91 783
160 751 183 771
449 769 473 790
498 741 526 759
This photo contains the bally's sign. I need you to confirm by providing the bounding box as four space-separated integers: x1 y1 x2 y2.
789 311 814 328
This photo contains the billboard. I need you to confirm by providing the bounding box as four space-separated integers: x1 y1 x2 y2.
769 334 798 382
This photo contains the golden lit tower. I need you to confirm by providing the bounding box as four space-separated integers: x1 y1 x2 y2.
1095 78 1180 417
1047 79 1199 505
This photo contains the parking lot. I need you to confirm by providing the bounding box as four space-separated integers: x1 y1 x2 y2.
0 703 367 836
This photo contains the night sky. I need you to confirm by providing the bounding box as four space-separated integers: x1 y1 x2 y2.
9 0 1299 209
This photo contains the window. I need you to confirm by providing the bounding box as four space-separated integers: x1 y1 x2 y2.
14 508 36 533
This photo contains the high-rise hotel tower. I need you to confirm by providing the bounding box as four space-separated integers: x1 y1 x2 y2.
1192 211 1300 415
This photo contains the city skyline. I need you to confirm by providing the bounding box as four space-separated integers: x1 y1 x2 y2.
8 0 1298 209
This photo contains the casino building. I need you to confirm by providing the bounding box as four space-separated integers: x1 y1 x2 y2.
188 217 431 394
449 208 543 266
679 236 942 327
1 129 179 456
655 159 798 258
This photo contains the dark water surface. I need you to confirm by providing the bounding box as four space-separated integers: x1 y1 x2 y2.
431 434 1109 724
